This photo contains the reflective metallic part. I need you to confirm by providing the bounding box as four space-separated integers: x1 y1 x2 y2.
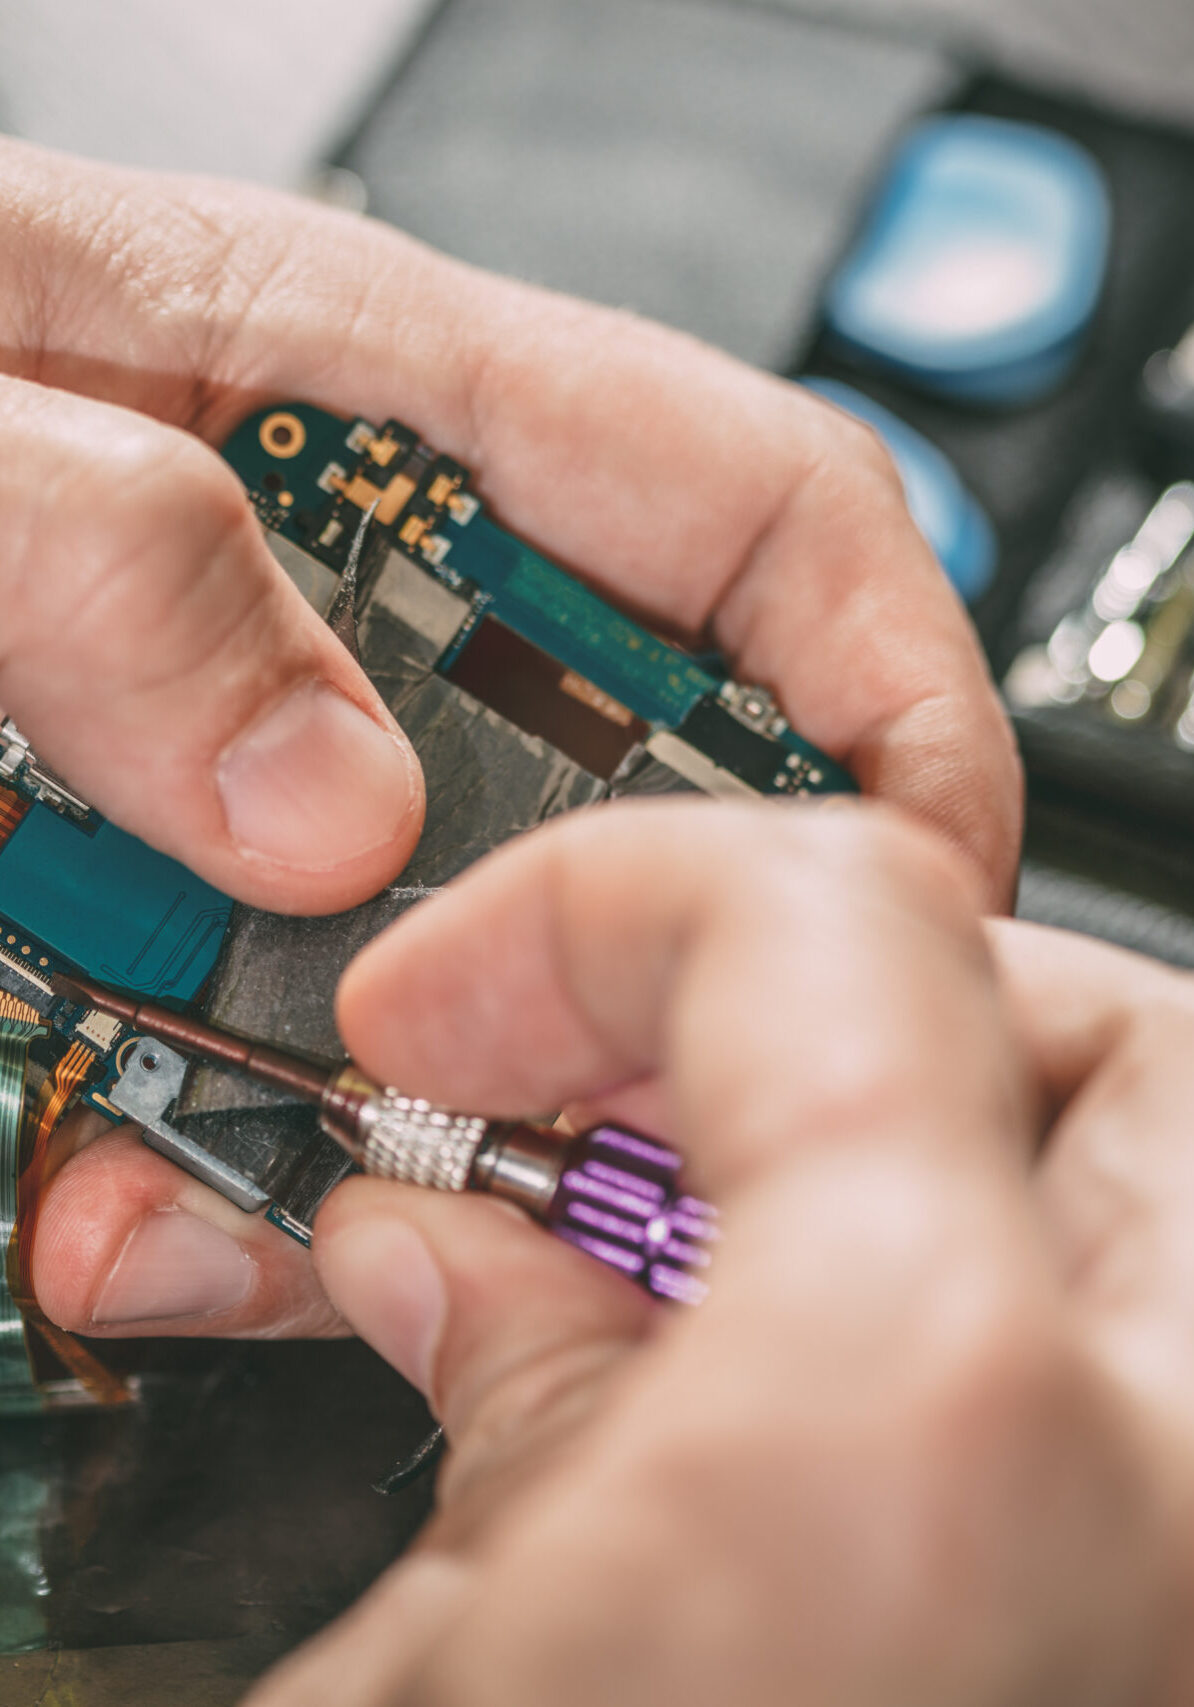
0 942 54 1013
110 1038 269 1214
718 680 786 736
1107 574 1194 725
0 718 95 825
325 499 377 664
471 1124 563 1217
644 730 756 799
351 1091 488 1192
1006 483 1194 709
1174 687 1194 750
263 1201 313 1245
368 547 471 655
73 1008 123 1053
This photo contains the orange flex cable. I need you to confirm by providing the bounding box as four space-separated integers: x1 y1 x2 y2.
0 783 29 851
11 1038 134 1406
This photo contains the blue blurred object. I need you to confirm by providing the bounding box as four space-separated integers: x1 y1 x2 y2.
823 115 1111 404
803 377 997 602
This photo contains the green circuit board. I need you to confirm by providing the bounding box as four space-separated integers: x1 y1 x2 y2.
225 402 856 798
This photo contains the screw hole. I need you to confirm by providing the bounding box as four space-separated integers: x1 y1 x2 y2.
141 1052 159 1072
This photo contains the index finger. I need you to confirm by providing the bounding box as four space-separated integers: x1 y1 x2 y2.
1 141 1020 902
337 800 1028 1199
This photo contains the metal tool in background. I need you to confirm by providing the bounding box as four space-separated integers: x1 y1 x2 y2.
1004 481 1194 733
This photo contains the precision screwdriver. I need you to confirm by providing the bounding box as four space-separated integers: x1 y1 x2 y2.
52 972 716 1303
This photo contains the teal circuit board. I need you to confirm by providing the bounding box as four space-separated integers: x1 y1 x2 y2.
225 403 855 799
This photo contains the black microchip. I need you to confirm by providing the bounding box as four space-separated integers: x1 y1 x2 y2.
446 616 648 779
675 696 789 792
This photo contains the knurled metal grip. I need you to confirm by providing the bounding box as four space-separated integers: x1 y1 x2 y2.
355 1092 488 1192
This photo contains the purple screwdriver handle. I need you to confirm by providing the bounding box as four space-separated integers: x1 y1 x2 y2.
548 1126 718 1305
330 1088 718 1304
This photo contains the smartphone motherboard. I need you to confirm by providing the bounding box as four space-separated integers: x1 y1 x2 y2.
0 401 853 1411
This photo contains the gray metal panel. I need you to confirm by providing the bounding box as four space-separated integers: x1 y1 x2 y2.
765 0 1194 128
344 0 956 369
178 591 608 1138
0 0 439 183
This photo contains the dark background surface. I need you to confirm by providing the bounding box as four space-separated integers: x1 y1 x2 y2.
3 1339 437 1702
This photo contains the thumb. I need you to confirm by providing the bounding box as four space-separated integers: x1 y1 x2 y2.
0 377 423 913
240 1184 651 1707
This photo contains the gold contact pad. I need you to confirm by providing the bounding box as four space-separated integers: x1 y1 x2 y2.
427 472 460 507
366 432 402 467
331 471 418 526
259 411 306 459
558 671 637 727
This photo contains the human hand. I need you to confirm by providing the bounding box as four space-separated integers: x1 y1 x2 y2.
226 801 1194 1707
0 138 1016 910
13 131 1019 1334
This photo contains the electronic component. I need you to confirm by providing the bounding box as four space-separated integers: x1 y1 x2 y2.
0 398 854 1405
0 718 98 829
59 973 718 1306
165 403 853 1244
0 728 232 1005
221 402 853 800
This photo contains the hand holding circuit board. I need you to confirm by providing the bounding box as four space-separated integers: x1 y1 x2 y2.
0 139 1022 1369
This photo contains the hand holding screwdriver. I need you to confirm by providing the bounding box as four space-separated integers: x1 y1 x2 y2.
53 972 716 1303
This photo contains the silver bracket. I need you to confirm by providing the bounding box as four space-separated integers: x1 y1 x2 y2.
0 716 96 821
110 1037 269 1214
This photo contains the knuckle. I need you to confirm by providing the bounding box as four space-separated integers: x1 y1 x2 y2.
804 399 907 506
768 801 984 934
1134 990 1194 1053
65 433 288 698
921 1278 1062 1460
435 1334 627 1517
4 410 250 647
873 1268 1088 1636
76 176 294 398
1100 995 1194 1109
839 412 905 492
108 419 246 547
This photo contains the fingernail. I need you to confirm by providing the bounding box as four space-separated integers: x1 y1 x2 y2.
317 1217 446 1394
92 1210 254 1325
218 680 420 870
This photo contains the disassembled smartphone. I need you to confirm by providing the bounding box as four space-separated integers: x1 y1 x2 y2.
0 402 853 1412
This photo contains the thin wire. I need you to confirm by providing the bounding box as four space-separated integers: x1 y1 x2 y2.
373 1424 446 1495
11 1037 132 1408
326 497 379 663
